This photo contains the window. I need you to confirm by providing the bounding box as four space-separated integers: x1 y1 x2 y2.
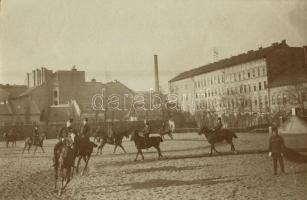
257 68 260 77
252 69 255 77
264 81 267 89
248 71 251 78
239 73 241 81
254 85 257 91
263 67 266 75
244 85 247 93
53 90 58 98
272 95 275 105
54 100 58 105
259 82 262 90
254 99 258 106
249 85 251 92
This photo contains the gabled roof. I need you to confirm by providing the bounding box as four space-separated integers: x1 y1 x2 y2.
105 80 135 95
18 85 42 97
10 99 40 115
169 41 288 83
0 84 27 98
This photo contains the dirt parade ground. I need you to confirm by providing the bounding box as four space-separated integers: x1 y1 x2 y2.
0 132 307 200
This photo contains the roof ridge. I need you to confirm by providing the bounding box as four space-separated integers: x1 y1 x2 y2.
169 41 288 83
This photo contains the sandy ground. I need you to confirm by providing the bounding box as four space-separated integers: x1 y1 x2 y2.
0 132 306 200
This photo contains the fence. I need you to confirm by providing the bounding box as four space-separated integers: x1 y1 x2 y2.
0 120 165 140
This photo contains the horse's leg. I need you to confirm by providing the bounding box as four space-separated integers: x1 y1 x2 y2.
212 144 221 154
134 150 139 162
113 145 118 154
156 146 163 159
97 142 105 155
33 146 38 155
119 144 127 153
54 166 58 190
140 150 144 160
76 156 82 174
22 144 27 154
41 146 45 153
82 156 90 175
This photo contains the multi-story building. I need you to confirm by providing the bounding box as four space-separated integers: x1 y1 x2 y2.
169 40 307 126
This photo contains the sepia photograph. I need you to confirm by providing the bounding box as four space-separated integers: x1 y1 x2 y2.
0 0 307 199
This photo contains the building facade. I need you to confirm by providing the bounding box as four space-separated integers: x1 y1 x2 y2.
169 41 307 127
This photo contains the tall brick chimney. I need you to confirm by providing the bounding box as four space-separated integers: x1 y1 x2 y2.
154 55 159 92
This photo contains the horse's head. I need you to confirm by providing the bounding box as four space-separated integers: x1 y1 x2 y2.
198 125 209 135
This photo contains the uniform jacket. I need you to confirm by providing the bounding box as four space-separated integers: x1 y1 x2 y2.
269 135 285 153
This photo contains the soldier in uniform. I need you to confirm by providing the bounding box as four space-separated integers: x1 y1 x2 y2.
32 125 40 146
53 118 74 167
143 120 151 148
80 118 91 143
213 117 223 138
269 126 285 175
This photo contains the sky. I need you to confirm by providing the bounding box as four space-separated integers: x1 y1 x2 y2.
0 0 306 91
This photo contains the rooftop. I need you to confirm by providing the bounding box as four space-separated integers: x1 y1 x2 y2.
169 40 288 83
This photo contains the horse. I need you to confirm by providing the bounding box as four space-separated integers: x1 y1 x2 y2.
22 137 33 154
3 132 16 148
130 130 163 162
76 139 97 175
54 142 75 195
96 129 130 154
33 134 46 154
198 125 238 155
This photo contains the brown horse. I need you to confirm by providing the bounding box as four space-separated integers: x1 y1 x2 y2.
130 130 163 162
3 132 16 148
54 142 75 195
22 137 33 154
96 130 130 154
198 125 238 155
76 140 97 175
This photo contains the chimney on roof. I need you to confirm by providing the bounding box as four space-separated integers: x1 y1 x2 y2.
272 42 278 46
247 50 254 54
91 78 96 82
259 46 263 50
154 55 160 92
72 65 77 71
281 40 286 45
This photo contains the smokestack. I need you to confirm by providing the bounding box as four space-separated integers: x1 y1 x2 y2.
154 55 160 92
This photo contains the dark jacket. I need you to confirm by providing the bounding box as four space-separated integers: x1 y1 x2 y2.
269 135 285 153
214 121 223 131
82 123 91 137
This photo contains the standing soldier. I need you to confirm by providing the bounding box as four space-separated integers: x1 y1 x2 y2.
268 126 285 175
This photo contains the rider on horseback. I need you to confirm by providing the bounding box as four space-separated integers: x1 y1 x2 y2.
53 118 74 167
213 117 223 138
80 118 90 143
143 120 151 148
33 125 40 146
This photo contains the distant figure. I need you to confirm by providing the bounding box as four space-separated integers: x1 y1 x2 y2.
213 117 223 138
80 118 91 143
143 120 151 148
32 126 40 146
268 126 285 175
